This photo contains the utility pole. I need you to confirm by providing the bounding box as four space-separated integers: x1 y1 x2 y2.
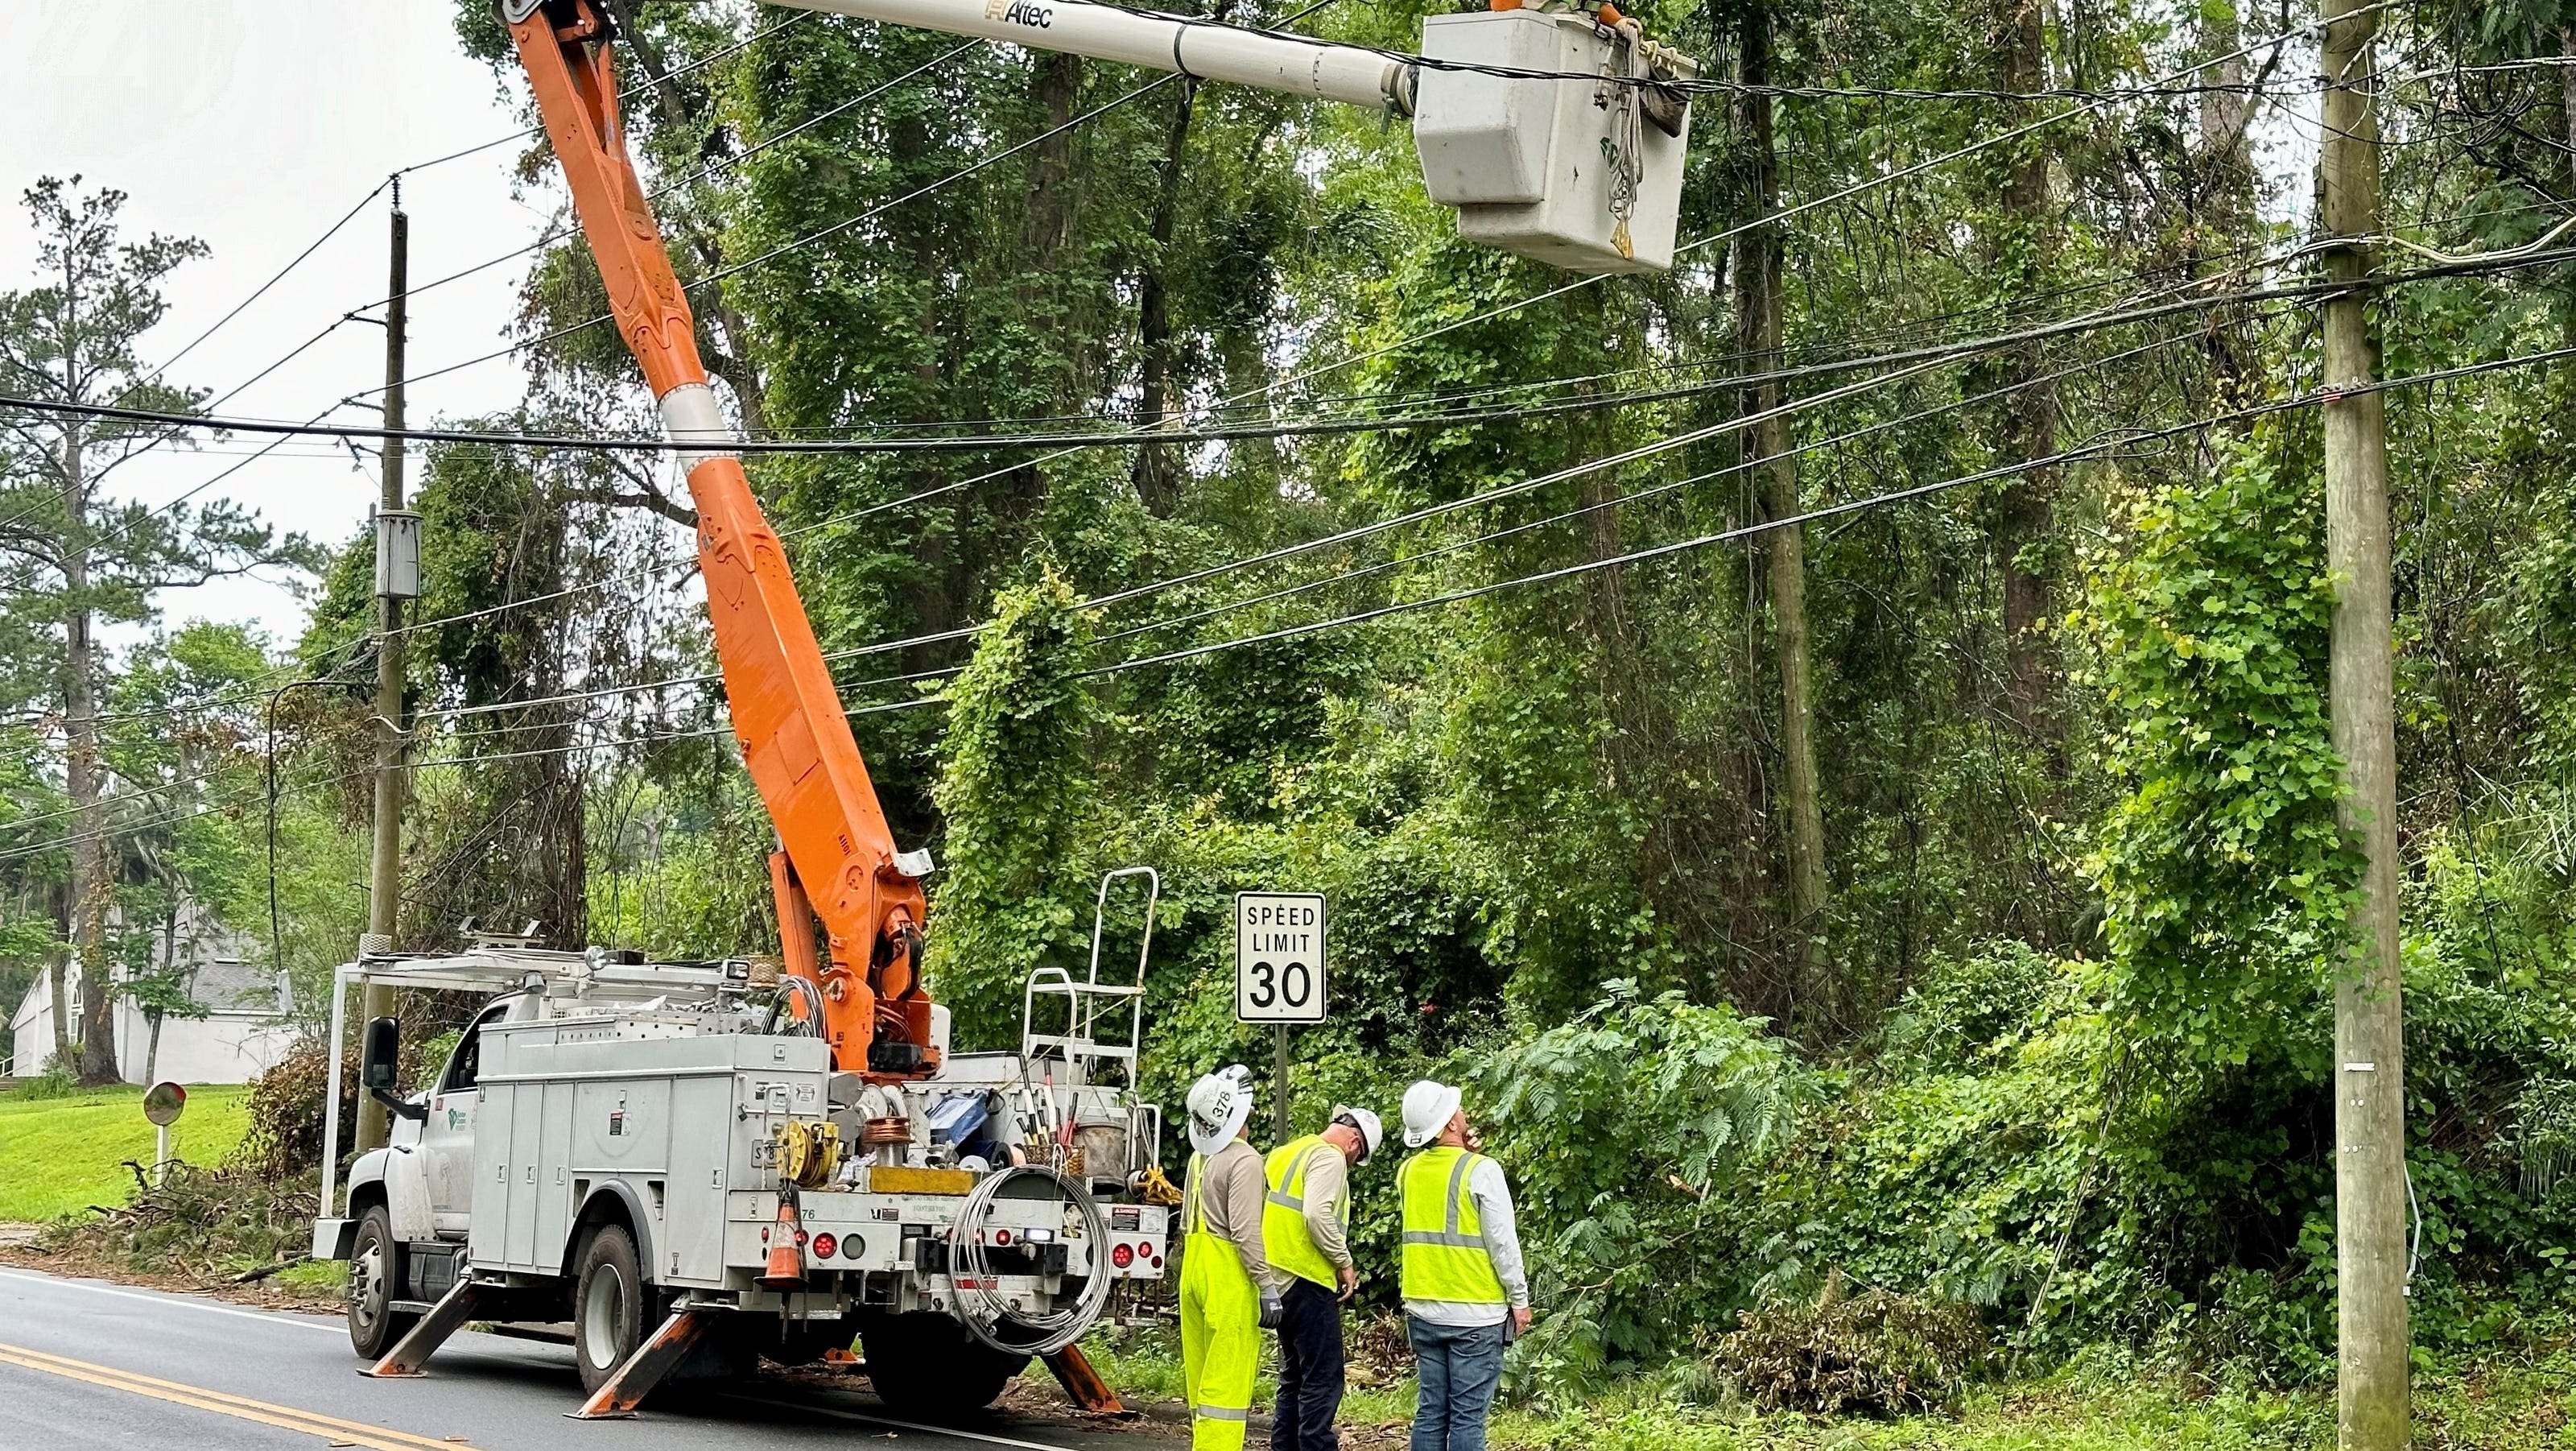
357 188 412 1153
2319 2 2406 1447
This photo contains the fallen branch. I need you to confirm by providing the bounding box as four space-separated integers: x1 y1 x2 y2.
230 1255 312 1284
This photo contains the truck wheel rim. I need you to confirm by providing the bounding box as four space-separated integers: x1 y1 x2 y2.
583 1263 628 1370
350 1238 386 1332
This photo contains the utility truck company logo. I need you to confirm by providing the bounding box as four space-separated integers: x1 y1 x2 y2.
993 0 1055 26
445 1106 466 1130
1235 891 1327 1023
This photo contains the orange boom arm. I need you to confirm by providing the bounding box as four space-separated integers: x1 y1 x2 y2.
501 0 935 1074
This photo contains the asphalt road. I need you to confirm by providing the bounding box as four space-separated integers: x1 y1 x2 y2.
0 1267 1176 1451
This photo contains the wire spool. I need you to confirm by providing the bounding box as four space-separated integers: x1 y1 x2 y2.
861 1116 912 1147
774 1119 844 1189
943 1165 1113 1357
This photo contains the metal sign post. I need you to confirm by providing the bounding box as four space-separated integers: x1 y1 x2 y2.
1234 892 1326 1141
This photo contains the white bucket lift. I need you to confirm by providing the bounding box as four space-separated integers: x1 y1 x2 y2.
768 0 1697 274
1415 10 1695 273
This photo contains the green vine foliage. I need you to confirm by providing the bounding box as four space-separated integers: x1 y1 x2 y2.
2078 425 2363 1074
925 568 1100 1048
1472 982 1809 1393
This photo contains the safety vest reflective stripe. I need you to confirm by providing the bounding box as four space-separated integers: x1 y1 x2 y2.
1195 1405 1251 1421
1261 1135 1343 1288
1399 1147 1506 1304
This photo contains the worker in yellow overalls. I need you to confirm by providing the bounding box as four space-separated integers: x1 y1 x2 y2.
1181 1066 1277 1451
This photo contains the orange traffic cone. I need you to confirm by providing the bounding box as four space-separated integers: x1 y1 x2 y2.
760 1195 807 1288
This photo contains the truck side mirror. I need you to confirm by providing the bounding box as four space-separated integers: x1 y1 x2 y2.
361 1016 426 1121
362 1017 399 1092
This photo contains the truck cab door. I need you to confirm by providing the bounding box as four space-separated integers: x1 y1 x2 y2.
423 1002 506 1236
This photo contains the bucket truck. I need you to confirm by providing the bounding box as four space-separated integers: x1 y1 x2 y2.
308 0 1697 1422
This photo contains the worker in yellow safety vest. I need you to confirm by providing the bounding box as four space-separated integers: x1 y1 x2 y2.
1397 1080 1530 1451
1181 1065 1279 1451
1261 1105 1384 1451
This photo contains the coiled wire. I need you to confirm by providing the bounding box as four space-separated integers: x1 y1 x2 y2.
944 1164 1113 1355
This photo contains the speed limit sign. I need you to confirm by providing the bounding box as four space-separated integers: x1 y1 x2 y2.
1235 892 1327 1023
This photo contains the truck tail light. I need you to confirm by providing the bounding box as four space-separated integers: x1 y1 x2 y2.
811 1233 837 1259
994 1229 1012 1246
1111 1242 1133 1269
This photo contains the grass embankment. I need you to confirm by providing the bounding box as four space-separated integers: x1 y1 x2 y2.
1084 1328 2576 1450
0 1082 251 1221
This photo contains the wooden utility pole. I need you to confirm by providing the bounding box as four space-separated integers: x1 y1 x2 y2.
2319 2 2407 1445
1732 1 1829 970
357 193 410 1153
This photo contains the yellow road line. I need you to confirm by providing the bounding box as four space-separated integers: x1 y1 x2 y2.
0 1341 489 1451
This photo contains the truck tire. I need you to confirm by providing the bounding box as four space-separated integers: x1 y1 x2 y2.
347 1206 419 1361
861 1313 1030 1414
572 1222 648 1395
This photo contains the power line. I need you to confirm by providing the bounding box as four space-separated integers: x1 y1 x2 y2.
1072 338 2576 679
361 0 1348 402
383 334 2576 782
394 284 2264 729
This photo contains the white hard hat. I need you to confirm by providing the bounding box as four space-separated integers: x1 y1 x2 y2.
1187 1064 1256 1156
1401 1079 1463 1149
1331 1105 1384 1164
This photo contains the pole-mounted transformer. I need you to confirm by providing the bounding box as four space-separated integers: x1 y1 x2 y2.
373 506 421 600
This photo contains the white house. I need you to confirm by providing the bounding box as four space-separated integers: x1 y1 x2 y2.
6 902 297 1084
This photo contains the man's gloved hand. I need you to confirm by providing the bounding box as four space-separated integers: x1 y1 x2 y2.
1258 1291 1285 1329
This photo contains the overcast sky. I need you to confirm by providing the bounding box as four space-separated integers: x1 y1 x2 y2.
0 1 553 651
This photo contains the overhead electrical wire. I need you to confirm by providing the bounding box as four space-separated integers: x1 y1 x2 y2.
350 335 2576 786
763 7 2396 547
380 243 2535 728
353 0 1348 403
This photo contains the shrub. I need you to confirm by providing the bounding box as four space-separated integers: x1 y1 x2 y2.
1713 1279 1992 1416
12 1063 75 1100
230 1036 357 1184
1473 982 1808 1393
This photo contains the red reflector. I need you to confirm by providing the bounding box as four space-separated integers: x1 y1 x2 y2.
812 1233 838 1259
761 1227 771 1242
795 1230 810 1246
1111 1243 1134 1268
994 1229 1012 1246
1151 1254 1164 1268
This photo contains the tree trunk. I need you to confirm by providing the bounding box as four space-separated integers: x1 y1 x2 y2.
43 949 69 1071
1992 0 2060 734
64 417 118 1085
2321 1 2408 1444
1732 3 1829 972
1131 75 1203 518
2197 1 2258 399
2562 27 2576 355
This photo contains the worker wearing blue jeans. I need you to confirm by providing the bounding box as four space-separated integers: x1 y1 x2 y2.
1397 1081 1531 1451
1406 1321 1508 1451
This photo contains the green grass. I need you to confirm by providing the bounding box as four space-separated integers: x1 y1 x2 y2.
0 1082 252 1222
1080 1325 2576 1450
